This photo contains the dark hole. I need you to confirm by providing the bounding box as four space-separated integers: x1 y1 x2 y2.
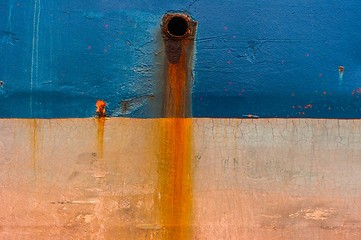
167 16 188 37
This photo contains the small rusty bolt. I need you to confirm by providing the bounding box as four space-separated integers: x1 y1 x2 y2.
338 66 345 73
96 100 106 117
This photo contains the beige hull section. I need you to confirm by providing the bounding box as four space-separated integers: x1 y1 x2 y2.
0 118 360 239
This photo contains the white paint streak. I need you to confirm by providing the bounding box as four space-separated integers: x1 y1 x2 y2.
30 0 41 116
0 0 14 49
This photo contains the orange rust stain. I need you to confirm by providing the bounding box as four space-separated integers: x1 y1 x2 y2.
157 14 196 238
163 40 193 118
157 17 196 238
95 100 106 159
31 119 38 172
96 117 105 159
156 118 193 239
30 119 43 183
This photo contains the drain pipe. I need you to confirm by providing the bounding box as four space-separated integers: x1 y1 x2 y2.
161 13 197 118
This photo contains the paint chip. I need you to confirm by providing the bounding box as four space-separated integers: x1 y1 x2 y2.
289 208 336 221
136 223 162 230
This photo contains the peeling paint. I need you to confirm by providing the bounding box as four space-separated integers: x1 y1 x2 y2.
338 66 345 86
0 31 19 46
119 95 154 116
0 80 7 96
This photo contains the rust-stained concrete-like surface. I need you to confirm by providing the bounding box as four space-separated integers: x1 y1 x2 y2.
1 118 361 239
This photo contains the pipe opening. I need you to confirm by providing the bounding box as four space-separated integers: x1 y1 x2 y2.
166 16 189 38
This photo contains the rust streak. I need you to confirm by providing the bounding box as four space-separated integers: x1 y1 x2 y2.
96 117 105 159
32 119 37 172
156 13 197 239
162 14 196 118
95 100 106 159
156 118 193 239
164 45 189 117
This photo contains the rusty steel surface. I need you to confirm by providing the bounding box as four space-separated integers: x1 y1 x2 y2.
1 118 361 239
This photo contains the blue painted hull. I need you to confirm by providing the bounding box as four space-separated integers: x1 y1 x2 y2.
1 1 360 118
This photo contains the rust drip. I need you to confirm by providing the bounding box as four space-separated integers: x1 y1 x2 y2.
96 117 105 159
155 13 197 239
30 119 43 183
164 48 189 117
95 100 106 159
161 13 197 118
31 119 38 172
156 118 193 239
120 95 155 115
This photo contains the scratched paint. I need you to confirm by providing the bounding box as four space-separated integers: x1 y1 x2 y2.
338 66 345 86
29 0 41 117
0 80 6 96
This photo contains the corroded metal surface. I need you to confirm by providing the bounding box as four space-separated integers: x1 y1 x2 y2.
1 2 361 118
1 118 361 239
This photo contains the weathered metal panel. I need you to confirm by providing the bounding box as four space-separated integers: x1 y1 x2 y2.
1 1 361 118
1 118 361 239
1 1 361 239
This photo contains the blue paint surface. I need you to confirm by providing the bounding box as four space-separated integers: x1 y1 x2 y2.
1 0 361 118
